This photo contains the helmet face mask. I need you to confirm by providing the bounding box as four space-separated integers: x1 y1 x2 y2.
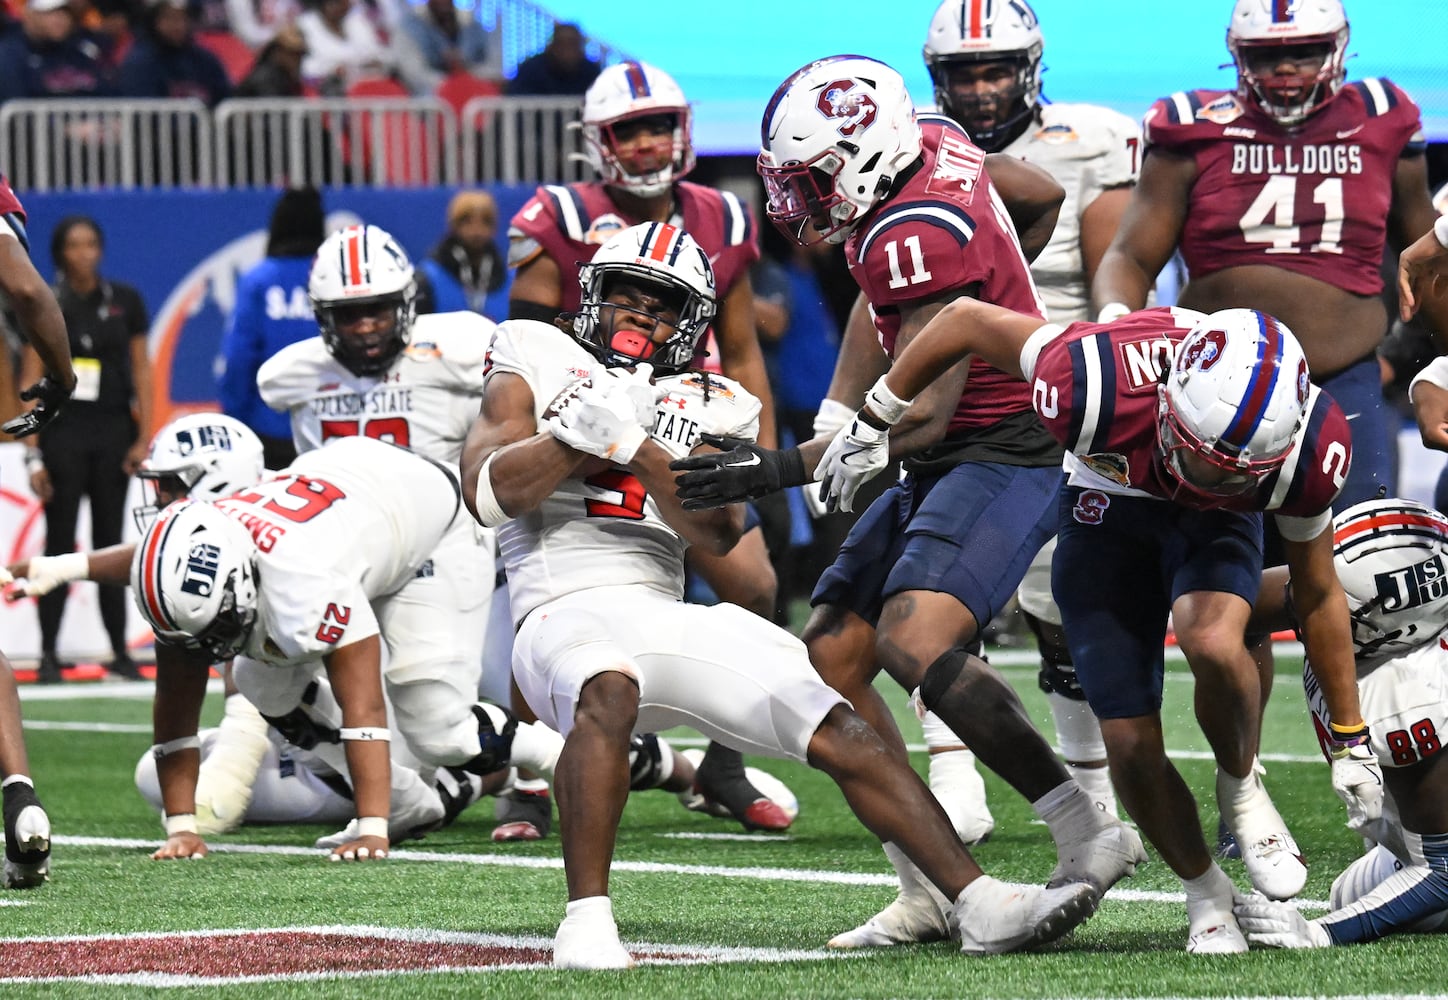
1155 309 1310 505
758 55 923 247
1332 499 1448 662
1227 0 1349 126
309 224 417 377
131 500 261 662
581 62 694 198
573 223 716 373
923 0 1044 152
134 414 265 531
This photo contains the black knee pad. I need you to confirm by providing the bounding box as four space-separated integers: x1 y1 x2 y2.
627 733 669 791
918 646 969 715
261 707 339 751
465 702 518 775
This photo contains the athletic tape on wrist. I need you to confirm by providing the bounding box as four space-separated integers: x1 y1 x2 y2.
164 812 198 836
1097 302 1132 323
339 727 391 742
472 453 508 528
1410 355 1448 397
355 816 389 840
152 735 202 759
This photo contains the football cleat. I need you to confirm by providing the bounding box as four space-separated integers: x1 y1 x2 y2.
954 876 1099 955
553 900 635 970
3 782 51 889
676 747 794 831
1218 767 1306 900
492 783 553 842
1047 818 1148 893
827 892 951 948
1186 917 1249 955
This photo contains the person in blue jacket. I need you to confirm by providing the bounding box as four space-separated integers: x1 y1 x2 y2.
216 187 325 470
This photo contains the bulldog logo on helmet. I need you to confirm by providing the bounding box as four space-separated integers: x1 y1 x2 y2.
1178 328 1228 374
816 80 878 137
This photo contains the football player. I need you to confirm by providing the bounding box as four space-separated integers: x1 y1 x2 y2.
135 436 565 861
1093 0 1448 861
919 0 1145 825
461 221 1100 969
674 55 1145 949
507 61 792 834
1235 498 1448 947
0 172 75 889
805 299 1368 951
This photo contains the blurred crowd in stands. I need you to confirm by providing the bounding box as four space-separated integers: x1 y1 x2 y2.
0 0 599 107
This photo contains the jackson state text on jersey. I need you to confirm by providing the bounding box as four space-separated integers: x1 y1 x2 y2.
508 180 759 315
482 319 761 623
257 312 494 463
1144 81 1424 296
1022 306 1352 517
847 116 1047 432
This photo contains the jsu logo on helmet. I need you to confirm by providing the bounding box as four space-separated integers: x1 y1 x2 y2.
173 424 234 457
816 80 877 137
182 542 223 597
1372 555 1448 613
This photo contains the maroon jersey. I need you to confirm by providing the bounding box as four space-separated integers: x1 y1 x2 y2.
508 179 759 371
0 175 29 250
1144 81 1425 296
846 115 1047 433
1024 307 1351 517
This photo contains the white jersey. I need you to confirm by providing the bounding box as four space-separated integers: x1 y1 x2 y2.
213 436 460 667
257 311 495 462
484 319 761 624
1001 102 1142 321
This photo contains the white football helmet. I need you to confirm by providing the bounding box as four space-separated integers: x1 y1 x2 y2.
1227 0 1349 126
131 500 260 661
580 61 694 198
923 0 1045 151
573 222 716 373
758 55 923 246
1332 499 1448 662
1157 308 1311 503
308 224 417 376
134 413 266 530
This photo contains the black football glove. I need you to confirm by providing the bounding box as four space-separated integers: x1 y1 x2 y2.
2 375 71 438
670 434 807 510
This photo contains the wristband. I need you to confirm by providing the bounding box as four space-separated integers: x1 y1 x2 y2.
339 727 391 742
1327 722 1371 759
24 448 43 476
1097 302 1132 324
1410 355 1448 399
44 551 89 584
355 816 388 840
1435 214 1448 249
152 735 202 759
864 375 912 426
472 453 508 528
164 813 198 836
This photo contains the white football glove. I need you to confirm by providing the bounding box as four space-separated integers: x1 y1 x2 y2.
817 414 890 513
544 364 658 465
11 552 88 598
802 399 857 519
1233 893 1331 948
1330 742 1384 837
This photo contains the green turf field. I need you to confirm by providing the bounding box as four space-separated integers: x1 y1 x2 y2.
4 645 1444 997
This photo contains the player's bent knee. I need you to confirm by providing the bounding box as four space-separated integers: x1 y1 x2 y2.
573 670 641 736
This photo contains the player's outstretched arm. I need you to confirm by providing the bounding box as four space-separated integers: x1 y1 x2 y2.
150 642 217 861
322 634 391 862
5 542 136 601
1281 526 1364 737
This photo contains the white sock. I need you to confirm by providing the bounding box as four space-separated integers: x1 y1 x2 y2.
919 709 963 750
883 841 950 910
1034 780 1103 847
1067 763 1117 818
564 895 615 923
1183 863 1236 928
1 775 34 790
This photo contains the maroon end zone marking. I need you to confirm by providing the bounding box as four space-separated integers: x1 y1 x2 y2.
0 931 709 980
1 933 551 978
